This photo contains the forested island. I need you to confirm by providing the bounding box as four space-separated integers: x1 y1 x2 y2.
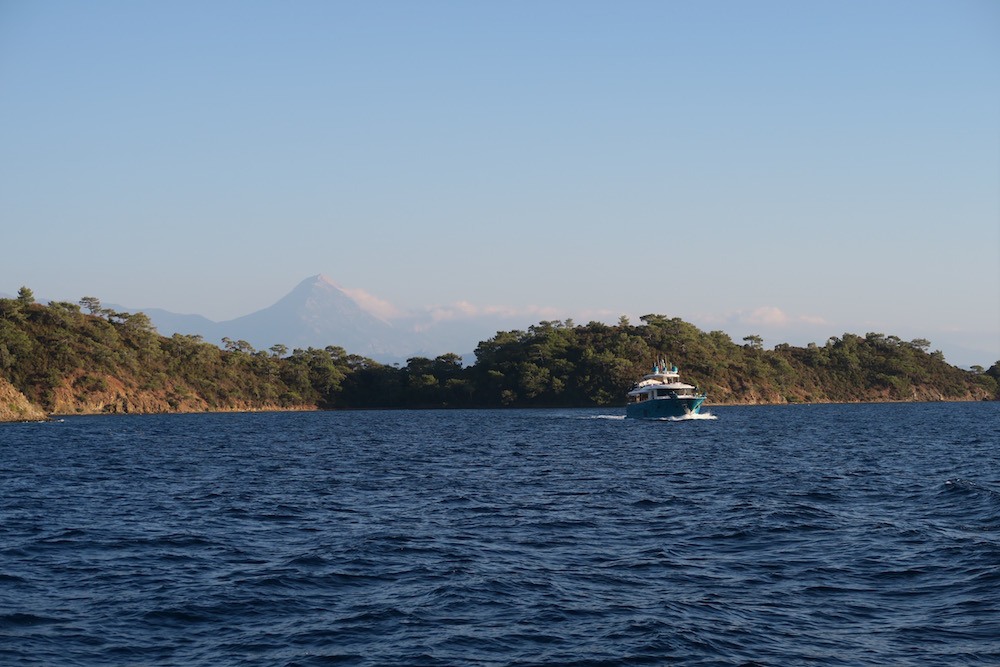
1 289 997 421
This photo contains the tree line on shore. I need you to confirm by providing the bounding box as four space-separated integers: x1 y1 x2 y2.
1 288 997 419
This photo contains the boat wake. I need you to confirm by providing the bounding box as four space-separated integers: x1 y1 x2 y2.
584 412 716 422
664 411 717 422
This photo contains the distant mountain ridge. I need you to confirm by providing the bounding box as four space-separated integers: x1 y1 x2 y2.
140 275 433 361
112 275 563 363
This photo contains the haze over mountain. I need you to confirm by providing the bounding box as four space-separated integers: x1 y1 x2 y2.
134 276 409 360
132 275 537 363
224 275 420 357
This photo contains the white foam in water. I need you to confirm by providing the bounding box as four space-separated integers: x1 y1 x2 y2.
665 411 717 421
585 412 716 421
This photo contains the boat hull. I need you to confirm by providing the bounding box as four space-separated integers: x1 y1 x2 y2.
625 396 705 419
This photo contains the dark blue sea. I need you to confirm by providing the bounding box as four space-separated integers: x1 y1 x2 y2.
2 403 999 666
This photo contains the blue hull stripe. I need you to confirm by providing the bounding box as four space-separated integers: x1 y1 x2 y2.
625 397 705 419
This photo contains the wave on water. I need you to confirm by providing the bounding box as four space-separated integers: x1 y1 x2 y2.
669 411 717 421
645 411 718 422
585 412 717 421
5 404 998 667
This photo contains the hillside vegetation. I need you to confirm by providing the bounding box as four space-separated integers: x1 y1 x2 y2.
1 292 996 421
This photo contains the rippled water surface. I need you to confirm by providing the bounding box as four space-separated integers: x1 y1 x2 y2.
2 403 999 665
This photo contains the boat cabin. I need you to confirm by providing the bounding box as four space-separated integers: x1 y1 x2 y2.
627 364 700 403
628 382 699 403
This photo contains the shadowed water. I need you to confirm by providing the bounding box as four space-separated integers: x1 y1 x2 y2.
2 402 999 665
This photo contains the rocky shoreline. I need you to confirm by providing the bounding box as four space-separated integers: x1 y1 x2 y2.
0 375 316 424
3 380 991 424
0 377 49 422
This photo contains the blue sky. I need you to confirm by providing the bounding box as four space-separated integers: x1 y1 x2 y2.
2 1 998 366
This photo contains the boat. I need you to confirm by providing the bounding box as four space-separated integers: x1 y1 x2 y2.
625 361 707 419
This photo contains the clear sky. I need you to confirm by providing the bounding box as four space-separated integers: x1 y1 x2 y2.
2 0 998 366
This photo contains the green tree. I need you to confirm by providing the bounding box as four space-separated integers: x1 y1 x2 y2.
17 286 34 305
79 296 102 314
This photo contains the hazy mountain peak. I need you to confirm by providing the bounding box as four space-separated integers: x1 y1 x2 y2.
293 274 341 292
313 274 340 288
187 275 428 358
275 276 361 316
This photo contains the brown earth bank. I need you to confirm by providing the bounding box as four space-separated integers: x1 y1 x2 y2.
3 379 989 424
0 377 49 422
0 371 316 422
706 385 992 405
49 371 317 416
